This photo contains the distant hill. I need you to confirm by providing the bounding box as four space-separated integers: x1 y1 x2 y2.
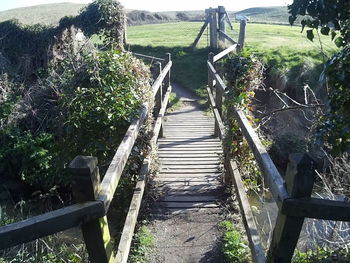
0 3 87 25
232 6 291 25
0 3 292 26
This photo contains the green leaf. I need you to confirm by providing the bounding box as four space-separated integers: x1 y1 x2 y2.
306 29 314 41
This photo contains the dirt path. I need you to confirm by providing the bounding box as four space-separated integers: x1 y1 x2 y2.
148 84 225 262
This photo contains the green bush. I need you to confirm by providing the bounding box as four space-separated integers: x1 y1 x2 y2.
0 130 60 189
58 49 151 164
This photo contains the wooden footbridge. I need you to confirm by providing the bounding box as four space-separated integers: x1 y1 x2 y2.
1 6 350 263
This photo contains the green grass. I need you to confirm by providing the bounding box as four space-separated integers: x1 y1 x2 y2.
0 3 86 25
127 22 338 95
219 221 250 263
129 225 154 263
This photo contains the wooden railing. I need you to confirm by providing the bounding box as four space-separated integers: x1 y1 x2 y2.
207 46 350 263
0 52 173 263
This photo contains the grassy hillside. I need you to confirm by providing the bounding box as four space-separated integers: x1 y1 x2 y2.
0 4 292 26
232 6 290 24
0 3 87 25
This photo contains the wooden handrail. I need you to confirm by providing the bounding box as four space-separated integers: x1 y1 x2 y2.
207 60 226 91
0 201 104 250
233 109 289 208
213 44 238 62
116 84 172 263
132 52 165 62
206 43 350 263
97 106 149 211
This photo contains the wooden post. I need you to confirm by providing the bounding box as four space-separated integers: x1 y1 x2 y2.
215 85 223 136
123 16 127 47
209 8 218 49
154 62 162 118
208 52 214 92
238 19 247 51
164 53 171 93
266 153 316 263
69 156 114 263
218 6 226 47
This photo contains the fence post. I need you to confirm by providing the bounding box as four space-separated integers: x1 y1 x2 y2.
209 8 218 49
238 19 247 51
208 52 214 92
218 6 226 47
154 62 163 118
266 153 316 263
164 53 171 92
68 156 114 263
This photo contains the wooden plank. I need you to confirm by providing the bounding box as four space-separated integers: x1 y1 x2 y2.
233 109 288 207
283 197 350 221
152 61 172 95
191 19 209 49
116 159 150 263
218 30 237 45
159 150 222 154
154 178 220 183
97 107 149 211
158 195 219 202
156 183 222 190
0 201 104 250
207 61 227 92
158 172 222 177
160 160 221 165
158 202 219 209
229 160 266 263
159 145 221 149
213 44 238 62
161 164 220 169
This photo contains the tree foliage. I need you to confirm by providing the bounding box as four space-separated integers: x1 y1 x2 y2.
288 0 349 47
288 0 350 154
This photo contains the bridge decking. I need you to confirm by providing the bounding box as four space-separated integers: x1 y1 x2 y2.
149 98 225 262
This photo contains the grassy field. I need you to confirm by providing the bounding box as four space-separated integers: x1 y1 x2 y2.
127 22 338 95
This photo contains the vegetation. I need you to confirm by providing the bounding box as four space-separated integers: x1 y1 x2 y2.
288 0 350 154
219 221 250 263
293 247 350 263
129 225 154 263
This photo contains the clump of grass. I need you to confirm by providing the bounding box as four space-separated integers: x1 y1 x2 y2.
129 225 154 263
219 221 250 263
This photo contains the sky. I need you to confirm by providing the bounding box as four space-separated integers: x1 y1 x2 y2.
0 0 293 12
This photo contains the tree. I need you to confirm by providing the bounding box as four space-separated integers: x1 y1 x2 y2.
288 0 350 154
